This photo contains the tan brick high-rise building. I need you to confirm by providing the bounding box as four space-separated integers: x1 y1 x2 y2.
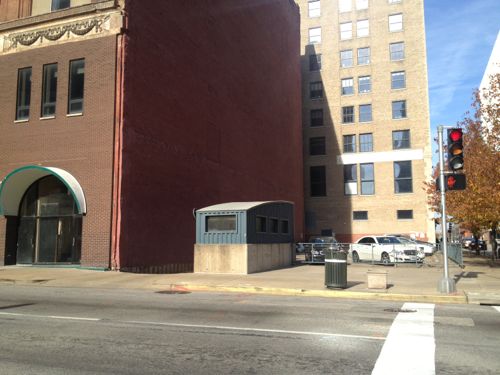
297 0 434 243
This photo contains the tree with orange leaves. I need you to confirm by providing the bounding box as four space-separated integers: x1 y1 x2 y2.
425 73 500 259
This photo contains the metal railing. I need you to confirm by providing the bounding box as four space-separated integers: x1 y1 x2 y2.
297 242 425 267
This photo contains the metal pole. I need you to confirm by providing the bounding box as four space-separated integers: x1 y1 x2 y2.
438 126 456 293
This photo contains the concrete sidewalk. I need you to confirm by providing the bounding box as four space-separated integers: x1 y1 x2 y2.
1 253 499 305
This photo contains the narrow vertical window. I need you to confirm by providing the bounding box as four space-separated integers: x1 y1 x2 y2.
342 106 354 123
343 135 356 153
16 67 32 121
392 100 407 119
389 13 403 32
309 54 322 71
357 47 370 65
340 22 353 40
392 130 410 149
309 27 322 44
390 42 405 60
394 161 412 193
359 104 372 122
309 137 326 156
68 59 85 115
310 166 326 197
344 164 357 195
308 0 321 17
358 76 371 93
310 81 323 99
356 0 369 10
391 71 406 89
310 109 324 127
360 163 374 195
339 0 351 13
41 63 58 118
356 19 369 37
359 133 373 152
341 78 354 95
340 50 353 68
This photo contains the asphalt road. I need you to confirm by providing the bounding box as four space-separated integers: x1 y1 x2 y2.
0 285 499 374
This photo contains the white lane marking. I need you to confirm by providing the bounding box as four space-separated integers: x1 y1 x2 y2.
493 306 500 313
372 303 435 375
125 320 386 341
0 311 385 341
0 312 100 321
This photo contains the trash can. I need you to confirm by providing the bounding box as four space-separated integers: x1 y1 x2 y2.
325 249 347 289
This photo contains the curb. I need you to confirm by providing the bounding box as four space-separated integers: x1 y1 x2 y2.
166 284 468 304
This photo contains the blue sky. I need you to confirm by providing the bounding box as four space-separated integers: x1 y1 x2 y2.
424 0 500 161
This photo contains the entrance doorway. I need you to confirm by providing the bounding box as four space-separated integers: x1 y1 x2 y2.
17 176 82 264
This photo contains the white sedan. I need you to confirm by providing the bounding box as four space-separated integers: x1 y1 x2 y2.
351 236 424 264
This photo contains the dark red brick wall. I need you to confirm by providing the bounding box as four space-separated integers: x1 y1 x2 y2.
119 0 303 271
0 36 117 267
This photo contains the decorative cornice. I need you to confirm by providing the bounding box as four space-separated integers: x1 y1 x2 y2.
6 15 110 51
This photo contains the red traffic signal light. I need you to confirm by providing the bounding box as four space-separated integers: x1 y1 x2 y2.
447 128 464 171
446 174 466 191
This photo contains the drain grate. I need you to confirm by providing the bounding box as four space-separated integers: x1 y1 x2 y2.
384 308 417 313
156 290 191 295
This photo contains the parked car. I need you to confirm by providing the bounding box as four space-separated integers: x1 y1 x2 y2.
303 236 338 263
351 236 423 264
462 237 486 251
385 234 435 255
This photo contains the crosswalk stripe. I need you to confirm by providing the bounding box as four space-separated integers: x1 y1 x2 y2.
372 302 435 375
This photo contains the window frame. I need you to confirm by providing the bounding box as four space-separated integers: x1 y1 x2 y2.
339 0 352 13
358 75 371 93
359 133 373 152
391 71 406 89
356 0 369 10
397 210 414 220
308 27 322 44
390 42 405 61
340 22 353 40
340 49 354 68
360 163 375 195
310 81 323 100
353 211 368 221
356 19 369 38
343 164 357 195
51 0 70 11
392 100 407 119
389 13 403 32
359 104 372 122
342 106 355 123
394 160 413 194
205 215 237 233
343 134 356 153
310 109 324 127
256 216 267 233
357 47 370 65
68 58 85 115
310 166 327 197
308 0 321 18
41 63 58 118
15 67 32 121
341 77 354 95
392 130 410 149
309 136 326 156
309 54 322 71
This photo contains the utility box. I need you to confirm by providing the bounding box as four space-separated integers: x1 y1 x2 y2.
194 201 294 274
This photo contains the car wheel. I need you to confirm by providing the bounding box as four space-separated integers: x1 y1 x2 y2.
352 251 360 263
381 252 390 264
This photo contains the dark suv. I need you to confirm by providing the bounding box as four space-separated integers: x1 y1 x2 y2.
304 236 338 263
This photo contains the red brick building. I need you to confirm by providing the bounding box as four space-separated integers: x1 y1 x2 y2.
0 0 304 272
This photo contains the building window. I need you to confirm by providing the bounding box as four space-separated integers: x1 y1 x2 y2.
310 166 326 197
359 133 373 152
340 22 353 40
359 104 372 122
68 59 85 115
339 0 351 13
392 100 407 119
343 135 356 153
41 63 58 118
310 109 323 127
357 19 369 37
356 0 369 10
16 67 32 121
357 47 370 65
360 163 374 195
270 218 279 233
340 50 353 68
353 211 368 220
256 216 267 233
51 0 70 11
358 76 371 93
393 130 410 149
309 137 326 156
309 54 322 71
341 78 354 95
308 27 322 44
206 215 237 232
308 0 321 17
342 106 354 123
389 0 402 3
390 42 405 60
391 71 406 89
280 220 289 234
389 13 403 32
397 210 413 220
310 81 323 99
344 164 357 195
394 161 412 193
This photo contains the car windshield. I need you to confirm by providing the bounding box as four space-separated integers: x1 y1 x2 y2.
396 237 413 244
376 236 401 244
310 237 337 243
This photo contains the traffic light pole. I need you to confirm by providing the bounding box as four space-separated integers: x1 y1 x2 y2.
437 126 456 294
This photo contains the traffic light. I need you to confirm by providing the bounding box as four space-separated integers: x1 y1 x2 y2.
448 223 452 233
446 174 466 191
447 128 464 172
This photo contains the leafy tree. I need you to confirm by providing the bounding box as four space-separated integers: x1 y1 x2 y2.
425 73 500 259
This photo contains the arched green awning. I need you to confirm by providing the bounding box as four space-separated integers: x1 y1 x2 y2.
0 166 87 216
